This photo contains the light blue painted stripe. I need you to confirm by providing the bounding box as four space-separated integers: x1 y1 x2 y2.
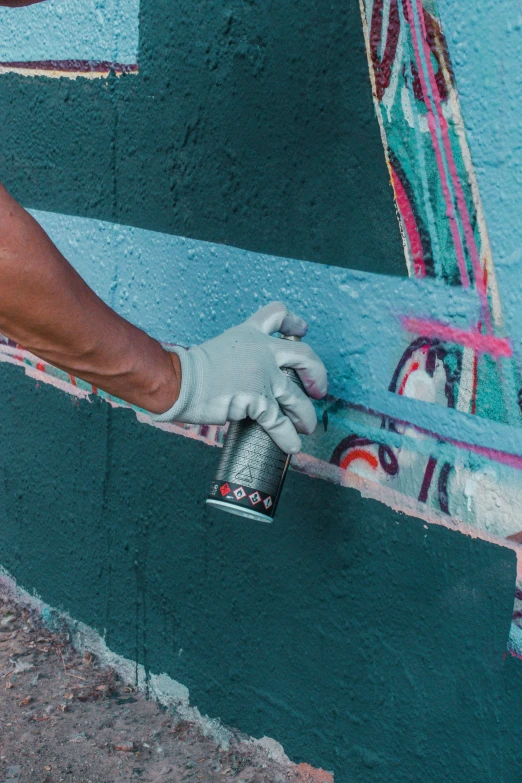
30 208 479 404
27 208 522 458
28 206 522 463
345 385 522 461
0 0 139 64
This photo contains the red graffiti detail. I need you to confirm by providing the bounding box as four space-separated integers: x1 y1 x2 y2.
340 449 379 471
0 60 138 74
390 167 426 276
418 455 437 503
398 360 420 395
370 0 401 101
401 3 450 103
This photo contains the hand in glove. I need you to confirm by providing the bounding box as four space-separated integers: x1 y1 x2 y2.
151 301 327 454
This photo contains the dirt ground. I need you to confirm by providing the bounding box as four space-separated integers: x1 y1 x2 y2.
0 587 333 783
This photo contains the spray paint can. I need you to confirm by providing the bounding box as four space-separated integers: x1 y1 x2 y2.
206 335 305 522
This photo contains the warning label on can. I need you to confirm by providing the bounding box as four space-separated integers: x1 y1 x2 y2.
208 480 276 518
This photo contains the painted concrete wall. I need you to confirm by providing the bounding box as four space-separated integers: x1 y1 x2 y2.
1 0 522 780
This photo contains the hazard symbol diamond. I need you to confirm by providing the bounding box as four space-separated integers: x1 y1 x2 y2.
263 496 273 510
248 491 262 506
220 483 231 497
233 486 246 500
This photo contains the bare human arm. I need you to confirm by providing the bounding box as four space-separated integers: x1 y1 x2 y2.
0 185 181 413
0 0 181 412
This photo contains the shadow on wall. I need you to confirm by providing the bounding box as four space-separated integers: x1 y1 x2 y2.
1 364 522 783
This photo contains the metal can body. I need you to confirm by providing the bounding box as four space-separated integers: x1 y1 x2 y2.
206 365 302 522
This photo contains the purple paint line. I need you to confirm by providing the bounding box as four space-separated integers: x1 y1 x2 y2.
446 439 522 471
0 60 138 73
401 316 512 358
418 455 437 502
346 398 522 471
403 0 470 289
414 0 492 333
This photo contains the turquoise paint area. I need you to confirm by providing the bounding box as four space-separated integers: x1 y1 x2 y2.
0 0 139 63
30 210 478 404
437 0 522 391
0 363 522 782
32 208 522 461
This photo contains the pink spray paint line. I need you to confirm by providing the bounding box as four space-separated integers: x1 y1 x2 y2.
413 0 492 333
401 316 512 358
390 166 426 276
403 0 470 290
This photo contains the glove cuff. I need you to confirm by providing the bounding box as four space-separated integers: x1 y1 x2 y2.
148 344 195 423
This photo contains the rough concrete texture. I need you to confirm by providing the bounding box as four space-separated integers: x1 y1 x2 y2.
1 364 522 782
0 586 333 783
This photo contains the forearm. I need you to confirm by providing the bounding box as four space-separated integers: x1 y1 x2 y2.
0 185 180 413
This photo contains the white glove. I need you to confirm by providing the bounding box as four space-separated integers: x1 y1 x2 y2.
151 301 327 454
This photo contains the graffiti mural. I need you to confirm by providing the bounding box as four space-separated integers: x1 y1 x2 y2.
326 0 522 652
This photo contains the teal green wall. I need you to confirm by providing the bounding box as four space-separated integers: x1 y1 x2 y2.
0 364 521 781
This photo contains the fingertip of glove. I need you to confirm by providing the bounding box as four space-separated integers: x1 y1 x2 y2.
303 380 328 400
278 434 302 455
288 436 302 454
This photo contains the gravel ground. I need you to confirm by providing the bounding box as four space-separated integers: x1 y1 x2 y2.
0 588 333 783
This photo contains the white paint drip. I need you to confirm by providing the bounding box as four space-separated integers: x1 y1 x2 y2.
401 84 415 129
456 346 475 413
